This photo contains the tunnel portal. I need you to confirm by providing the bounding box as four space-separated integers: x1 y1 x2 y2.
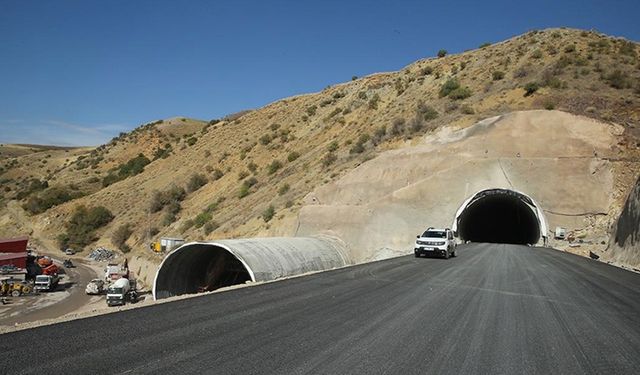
454 189 547 245
153 244 252 299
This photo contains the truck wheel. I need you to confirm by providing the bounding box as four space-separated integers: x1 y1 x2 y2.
11 290 20 297
414 253 419 258
444 251 449 259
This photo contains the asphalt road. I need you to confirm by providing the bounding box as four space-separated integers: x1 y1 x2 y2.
2 243 640 374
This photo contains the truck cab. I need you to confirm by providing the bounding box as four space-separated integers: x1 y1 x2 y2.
34 274 59 292
414 228 457 259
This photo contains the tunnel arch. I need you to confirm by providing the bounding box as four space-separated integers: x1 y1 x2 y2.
153 236 351 300
452 189 548 245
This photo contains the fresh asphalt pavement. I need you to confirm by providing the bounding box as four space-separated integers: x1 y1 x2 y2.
2 243 640 374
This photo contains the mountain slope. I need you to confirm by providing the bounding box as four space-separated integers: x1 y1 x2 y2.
0 28 639 277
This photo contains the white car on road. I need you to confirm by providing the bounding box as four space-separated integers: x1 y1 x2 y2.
414 228 457 259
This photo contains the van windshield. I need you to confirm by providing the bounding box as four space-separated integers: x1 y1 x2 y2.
422 231 446 238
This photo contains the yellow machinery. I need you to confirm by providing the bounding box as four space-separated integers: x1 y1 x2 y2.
0 280 32 297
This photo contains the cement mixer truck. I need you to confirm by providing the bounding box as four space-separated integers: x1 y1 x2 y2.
106 278 138 307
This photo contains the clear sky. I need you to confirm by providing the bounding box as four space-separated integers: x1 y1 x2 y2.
1 0 639 146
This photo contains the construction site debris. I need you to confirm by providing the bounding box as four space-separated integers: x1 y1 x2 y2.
88 247 116 262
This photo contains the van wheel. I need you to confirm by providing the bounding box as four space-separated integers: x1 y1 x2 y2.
414 253 420 258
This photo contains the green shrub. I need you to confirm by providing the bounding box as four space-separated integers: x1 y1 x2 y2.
460 104 475 114
247 162 258 173
16 179 48 200
153 144 172 160
439 78 460 97
437 49 447 58
349 143 365 154
149 185 186 213
531 49 543 59
23 186 79 214
322 152 337 167
58 205 114 249
372 126 387 144
278 184 290 195
368 94 380 109
479 42 491 48
211 168 224 181
287 151 300 162
162 212 177 226
306 106 317 116
118 154 150 178
605 70 630 89
420 66 433 75
492 71 505 81
448 87 472 100
523 82 540 96
417 102 439 120
262 205 275 222
193 212 212 228
618 40 636 56
186 137 197 146
111 223 132 248
103 154 151 187
391 118 406 136
186 173 208 192
564 44 576 53
358 91 367 100
238 177 257 198
259 134 272 145
327 141 339 152
267 160 283 175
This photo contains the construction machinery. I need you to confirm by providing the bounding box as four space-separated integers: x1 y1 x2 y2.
1 279 33 297
106 277 137 306
104 259 129 282
34 274 59 292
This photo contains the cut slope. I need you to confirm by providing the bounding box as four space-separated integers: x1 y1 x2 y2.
296 110 638 262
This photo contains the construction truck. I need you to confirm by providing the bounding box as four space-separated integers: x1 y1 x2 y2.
104 259 129 282
34 274 59 292
106 277 137 306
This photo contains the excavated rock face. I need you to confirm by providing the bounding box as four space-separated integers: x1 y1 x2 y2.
606 176 640 267
297 110 637 262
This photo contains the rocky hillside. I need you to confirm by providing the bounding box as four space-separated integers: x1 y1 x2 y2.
0 28 639 265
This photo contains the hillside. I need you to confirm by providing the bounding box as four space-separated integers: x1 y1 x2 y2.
1 28 639 280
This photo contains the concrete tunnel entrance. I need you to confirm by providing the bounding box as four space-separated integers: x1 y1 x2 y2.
453 189 548 245
154 244 253 298
153 237 351 300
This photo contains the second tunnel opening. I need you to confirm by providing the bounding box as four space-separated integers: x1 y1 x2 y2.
154 244 252 299
457 190 541 245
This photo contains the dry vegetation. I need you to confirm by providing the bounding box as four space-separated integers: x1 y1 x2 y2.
0 28 639 259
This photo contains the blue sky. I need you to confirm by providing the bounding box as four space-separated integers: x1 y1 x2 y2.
1 0 639 146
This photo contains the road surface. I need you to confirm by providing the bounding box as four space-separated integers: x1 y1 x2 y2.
2 243 640 374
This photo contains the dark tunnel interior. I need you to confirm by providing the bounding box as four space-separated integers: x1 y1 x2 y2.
155 244 252 299
457 192 540 245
